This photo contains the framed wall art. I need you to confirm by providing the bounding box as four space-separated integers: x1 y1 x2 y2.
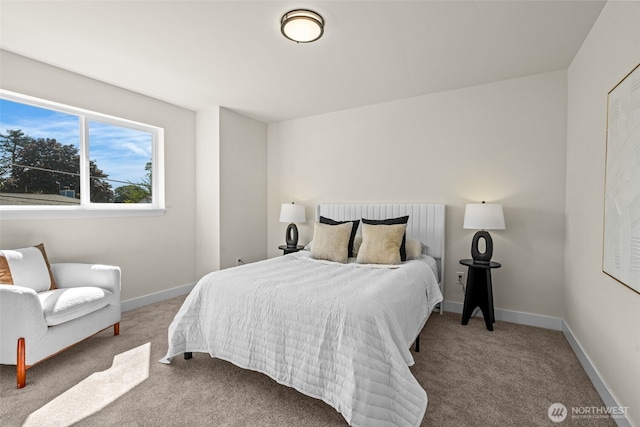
603 63 640 294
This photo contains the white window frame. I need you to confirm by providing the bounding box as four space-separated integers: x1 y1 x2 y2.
0 89 165 220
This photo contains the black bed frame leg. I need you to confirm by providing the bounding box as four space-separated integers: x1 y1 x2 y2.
184 352 192 360
414 334 420 352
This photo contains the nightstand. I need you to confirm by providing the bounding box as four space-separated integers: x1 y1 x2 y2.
459 259 501 331
278 245 304 255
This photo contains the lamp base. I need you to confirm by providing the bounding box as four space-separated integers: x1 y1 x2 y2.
285 223 299 248
471 230 493 264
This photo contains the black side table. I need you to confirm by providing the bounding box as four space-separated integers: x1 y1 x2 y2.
278 245 304 255
459 259 501 331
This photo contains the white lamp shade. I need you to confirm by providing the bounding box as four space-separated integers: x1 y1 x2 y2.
463 203 505 230
279 203 306 223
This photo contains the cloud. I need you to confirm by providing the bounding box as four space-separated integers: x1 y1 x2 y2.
1 115 81 147
1 101 154 186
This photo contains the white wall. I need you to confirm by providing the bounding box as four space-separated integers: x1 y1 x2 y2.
195 107 268 276
195 106 221 277
267 70 568 317
0 51 198 301
219 107 267 269
566 1 640 424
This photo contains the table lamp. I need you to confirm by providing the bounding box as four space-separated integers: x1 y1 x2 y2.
280 202 306 248
463 201 505 264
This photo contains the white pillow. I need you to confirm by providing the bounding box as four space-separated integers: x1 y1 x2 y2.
311 221 354 263
406 238 424 260
0 244 57 292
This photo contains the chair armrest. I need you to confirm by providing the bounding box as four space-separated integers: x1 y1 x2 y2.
0 285 48 362
50 263 121 297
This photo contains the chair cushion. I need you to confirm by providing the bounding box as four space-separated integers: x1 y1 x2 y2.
37 287 114 326
0 244 57 292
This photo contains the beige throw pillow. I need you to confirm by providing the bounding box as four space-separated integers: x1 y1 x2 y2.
357 223 407 265
311 221 354 263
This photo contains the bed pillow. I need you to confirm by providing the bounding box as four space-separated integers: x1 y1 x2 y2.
319 216 360 258
405 238 424 260
362 216 409 261
0 243 57 292
357 223 407 265
311 221 354 263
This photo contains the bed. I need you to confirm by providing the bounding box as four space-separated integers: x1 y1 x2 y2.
160 203 445 426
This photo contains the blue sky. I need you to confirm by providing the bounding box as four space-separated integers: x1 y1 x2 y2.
0 98 151 188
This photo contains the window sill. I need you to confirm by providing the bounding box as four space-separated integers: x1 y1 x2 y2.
0 207 167 220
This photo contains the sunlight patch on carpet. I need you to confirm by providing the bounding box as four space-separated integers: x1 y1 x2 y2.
23 342 151 427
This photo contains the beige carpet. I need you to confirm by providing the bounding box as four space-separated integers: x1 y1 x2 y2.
0 295 614 426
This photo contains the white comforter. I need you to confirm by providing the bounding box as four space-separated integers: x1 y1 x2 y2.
160 251 443 426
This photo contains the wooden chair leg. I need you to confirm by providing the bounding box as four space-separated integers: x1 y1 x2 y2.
114 322 120 336
17 337 26 389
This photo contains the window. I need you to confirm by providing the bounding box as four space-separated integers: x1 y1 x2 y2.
0 90 164 218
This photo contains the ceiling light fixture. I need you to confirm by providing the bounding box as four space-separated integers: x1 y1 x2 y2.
280 9 324 43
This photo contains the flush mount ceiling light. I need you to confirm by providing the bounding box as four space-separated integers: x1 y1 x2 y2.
280 9 324 43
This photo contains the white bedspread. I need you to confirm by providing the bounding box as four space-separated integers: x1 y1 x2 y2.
160 251 443 426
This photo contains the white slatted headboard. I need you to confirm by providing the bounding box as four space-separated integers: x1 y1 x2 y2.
317 203 446 299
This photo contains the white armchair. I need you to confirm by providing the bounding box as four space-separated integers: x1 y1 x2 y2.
0 262 121 388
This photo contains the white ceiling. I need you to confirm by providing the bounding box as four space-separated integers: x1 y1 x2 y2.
0 1 605 123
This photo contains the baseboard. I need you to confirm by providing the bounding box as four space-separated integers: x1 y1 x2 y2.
562 322 632 427
121 282 196 312
443 300 564 330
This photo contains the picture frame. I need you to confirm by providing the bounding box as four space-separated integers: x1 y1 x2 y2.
603 63 640 295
